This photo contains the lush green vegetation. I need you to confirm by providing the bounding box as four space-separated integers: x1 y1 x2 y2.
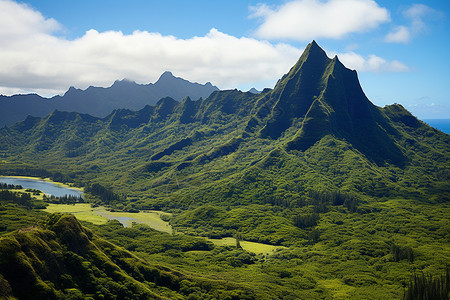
0 41 449 298
0 183 23 189
0 209 257 299
3 197 446 299
403 269 449 300
43 203 110 225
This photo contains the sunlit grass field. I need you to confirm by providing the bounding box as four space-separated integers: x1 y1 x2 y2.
206 236 287 254
44 203 108 225
43 203 173 233
43 203 284 254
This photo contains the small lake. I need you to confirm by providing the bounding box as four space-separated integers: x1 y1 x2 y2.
0 176 83 197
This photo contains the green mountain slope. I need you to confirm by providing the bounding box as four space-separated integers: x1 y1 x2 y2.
0 213 256 299
0 189 448 299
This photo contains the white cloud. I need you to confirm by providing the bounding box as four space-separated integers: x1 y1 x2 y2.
336 52 409 72
0 0 302 95
0 0 60 39
385 4 443 44
250 0 390 40
0 0 409 97
405 4 444 35
385 26 410 43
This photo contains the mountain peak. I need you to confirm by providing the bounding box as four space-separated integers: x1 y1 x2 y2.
303 40 328 60
248 88 261 94
256 40 406 165
258 41 332 139
113 78 136 85
157 71 176 81
308 39 321 50
64 86 80 96
161 71 174 77
273 41 330 90
155 71 188 87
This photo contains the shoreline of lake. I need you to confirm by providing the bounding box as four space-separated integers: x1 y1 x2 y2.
0 175 84 192
0 176 83 197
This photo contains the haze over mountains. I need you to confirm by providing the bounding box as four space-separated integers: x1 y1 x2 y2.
0 72 218 127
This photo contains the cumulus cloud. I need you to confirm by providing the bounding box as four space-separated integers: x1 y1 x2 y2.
385 4 443 43
0 0 303 95
0 0 60 39
0 0 409 96
250 0 390 40
336 52 409 72
385 26 410 43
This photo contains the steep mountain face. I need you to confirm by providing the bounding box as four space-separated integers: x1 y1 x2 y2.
0 72 218 126
257 40 332 139
254 41 405 165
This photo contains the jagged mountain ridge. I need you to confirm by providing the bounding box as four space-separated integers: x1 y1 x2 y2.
252 41 405 165
0 41 448 212
0 71 218 126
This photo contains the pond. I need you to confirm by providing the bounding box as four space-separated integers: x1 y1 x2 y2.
0 176 83 197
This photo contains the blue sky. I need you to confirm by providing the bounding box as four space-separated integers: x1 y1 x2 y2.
0 0 449 119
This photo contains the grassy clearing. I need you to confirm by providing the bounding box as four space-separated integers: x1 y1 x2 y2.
206 237 287 255
42 203 173 232
240 240 287 255
14 189 45 200
43 203 109 225
42 203 284 254
96 210 173 234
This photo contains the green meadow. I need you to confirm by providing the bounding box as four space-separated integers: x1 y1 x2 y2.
206 237 287 255
43 203 108 225
43 203 172 233
43 203 286 255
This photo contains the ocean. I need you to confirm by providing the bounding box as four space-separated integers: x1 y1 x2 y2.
423 119 450 134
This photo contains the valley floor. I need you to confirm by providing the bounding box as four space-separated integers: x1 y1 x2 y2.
1 191 448 299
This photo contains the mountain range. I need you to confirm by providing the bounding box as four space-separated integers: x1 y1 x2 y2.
0 72 218 127
0 41 448 299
